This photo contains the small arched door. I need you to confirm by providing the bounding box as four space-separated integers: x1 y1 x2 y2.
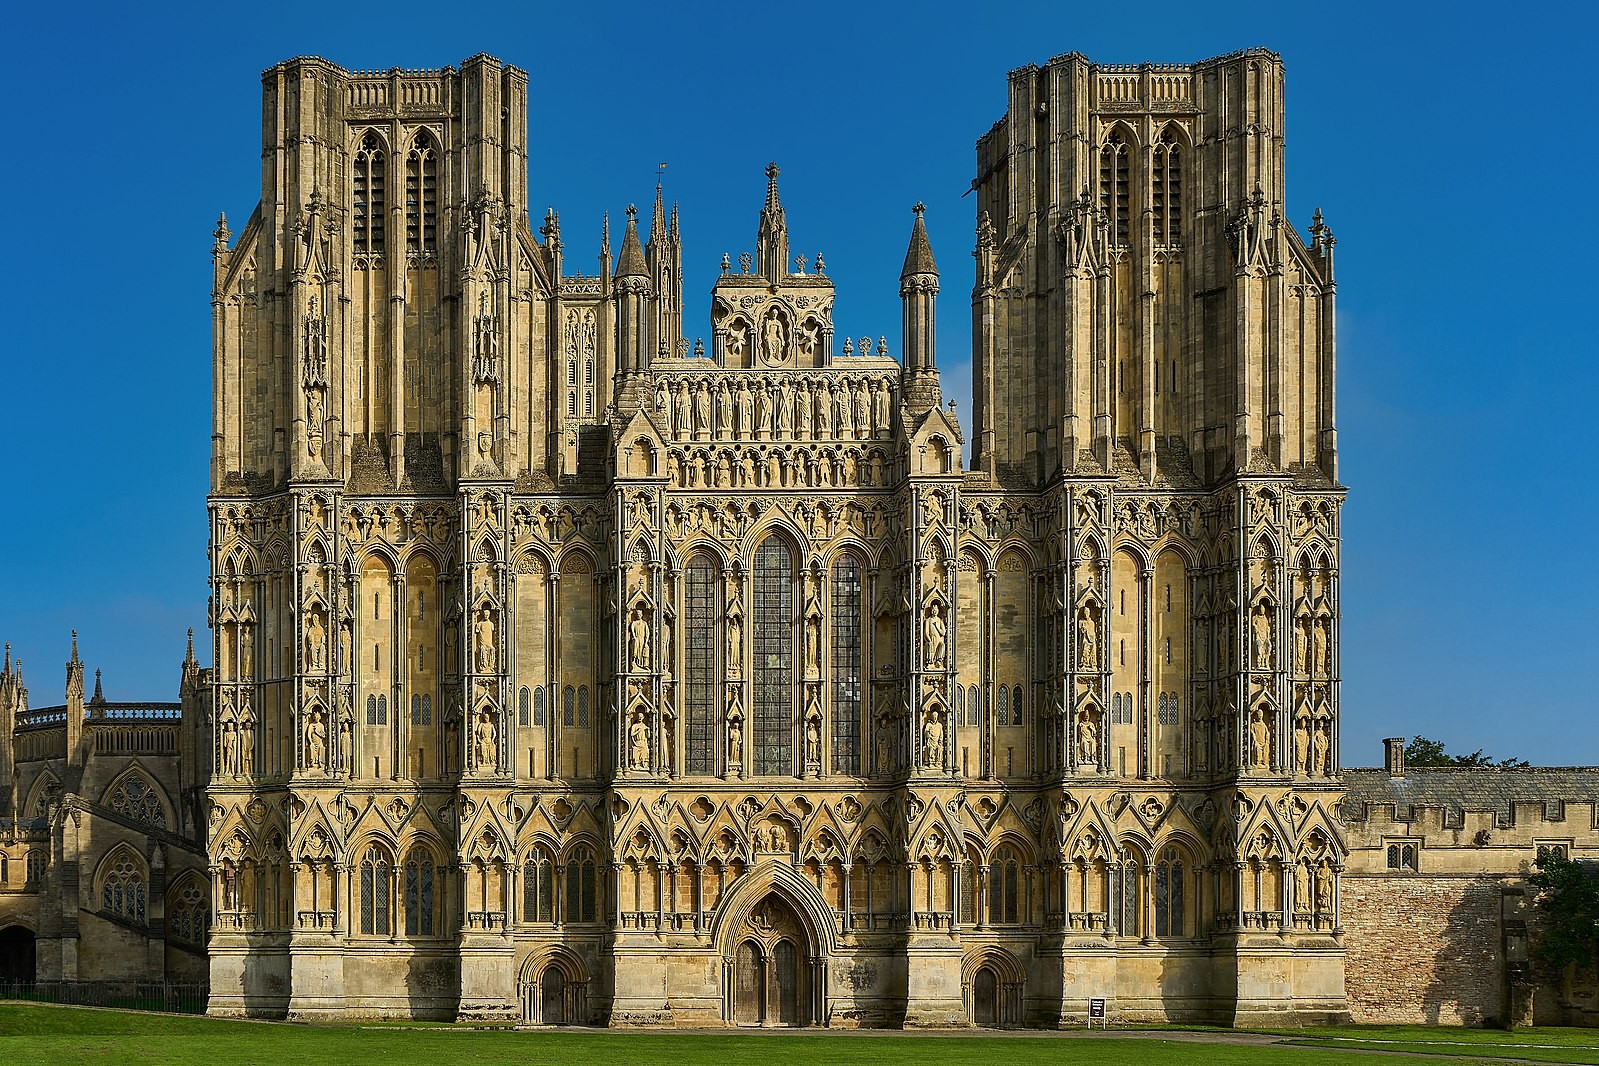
540 968 566 1025
972 966 998 1026
0 926 35 983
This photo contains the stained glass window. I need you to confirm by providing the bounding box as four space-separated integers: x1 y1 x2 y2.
685 557 717 775
831 555 862 774
752 540 795 776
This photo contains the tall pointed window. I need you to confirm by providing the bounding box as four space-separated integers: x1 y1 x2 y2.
359 844 394 935
564 845 597 923
405 133 437 255
353 132 386 257
523 846 554 922
1099 131 1131 245
403 849 436 936
752 539 795 776
684 557 717 775
1153 128 1183 246
1154 847 1187 937
830 555 862 774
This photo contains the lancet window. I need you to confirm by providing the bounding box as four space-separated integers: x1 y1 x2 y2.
359 844 394 935
1154 848 1187 937
523 848 555 922
684 557 718 776
564 845 598 923
988 846 1023 925
1152 128 1183 246
353 132 386 257
830 555 863 774
752 539 795 776
403 849 436 936
405 132 437 255
1100 131 1131 245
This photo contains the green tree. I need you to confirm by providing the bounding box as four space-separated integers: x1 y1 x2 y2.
1529 850 1599 973
1405 735 1529 768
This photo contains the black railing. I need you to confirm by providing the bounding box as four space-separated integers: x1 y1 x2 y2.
0 979 208 1014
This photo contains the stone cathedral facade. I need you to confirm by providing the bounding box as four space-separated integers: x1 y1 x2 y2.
205 49 1349 1026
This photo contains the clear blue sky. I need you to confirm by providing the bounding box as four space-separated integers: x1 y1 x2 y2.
1 1 1593 766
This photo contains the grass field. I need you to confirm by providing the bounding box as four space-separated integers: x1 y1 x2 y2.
1 1004 1596 1066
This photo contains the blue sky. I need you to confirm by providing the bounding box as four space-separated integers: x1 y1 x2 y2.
1 1 1593 766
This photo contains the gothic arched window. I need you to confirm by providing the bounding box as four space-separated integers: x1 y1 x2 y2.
518 687 531 728
109 774 166 828
1114 848 1141 937
1152 128 1183 246
684 556 718 776
968 684 980 727
988 846 1022 925
405 133 438 255
752 539 795 776
353 131 386 257
168 878 208 946
1154 847 1187 937
359 844 394 935
997 686 1009 726
830 554 863 775
564 845 597 923
1012 685 1024 726
403 848 436 936
533 686 546 726
577 686 590 728
102 852 147 925
1100 131 1131 245
563 685 575 727
523 846 555 922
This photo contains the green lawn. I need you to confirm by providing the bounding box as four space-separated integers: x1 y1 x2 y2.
2 1004 1597 1066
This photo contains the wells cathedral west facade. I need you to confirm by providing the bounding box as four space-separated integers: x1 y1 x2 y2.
198 48 1348 1026
4 46 1594 1031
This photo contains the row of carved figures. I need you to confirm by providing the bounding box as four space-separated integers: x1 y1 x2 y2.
664 446 892 490
655 375 894 442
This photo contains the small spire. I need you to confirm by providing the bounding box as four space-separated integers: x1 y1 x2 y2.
765 161 782 208
186 628 196 664
901 202 939 279
615 204 649 279
601 212 611 259
756 163 789 281
651 175 667 242
213 212 231 252
92 669 104 703
3 642 10 675
669 201 680 240
70 629 79 664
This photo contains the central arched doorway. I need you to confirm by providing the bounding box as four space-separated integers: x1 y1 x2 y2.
0 925 35 983
732 894 811 1026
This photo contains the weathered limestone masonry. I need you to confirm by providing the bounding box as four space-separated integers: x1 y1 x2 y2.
203 48 1351 1026
0 635 210 986
1341 742 1599 1027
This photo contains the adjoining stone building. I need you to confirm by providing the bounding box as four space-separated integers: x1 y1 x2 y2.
0 635 210 986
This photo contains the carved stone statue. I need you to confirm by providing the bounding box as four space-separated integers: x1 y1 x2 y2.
923 603 947 668
1294 862 1311 912
1314 868 1332 912
240 714 256 776
763 311 786 364
475 608 497 673
1078 606 1098 669
1252 606 1274 671
694 382 712 438
922 710 944 769
305 611 326 671
475 710 497 770
1250 711 1271 770
1077 714 1098 767
221 720 238 776
804 714 821 767
1294 716 1311 771
629 608 650 670
736 380 754 435
305 709 327 770
726 712 743 771
628 711 651 771
1313 618 1331 676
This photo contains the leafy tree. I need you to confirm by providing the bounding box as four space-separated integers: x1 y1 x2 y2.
1405 735 1529 769
1529 850 1599 973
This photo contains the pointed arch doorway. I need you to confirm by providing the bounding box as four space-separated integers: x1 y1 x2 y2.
730 894 813 1026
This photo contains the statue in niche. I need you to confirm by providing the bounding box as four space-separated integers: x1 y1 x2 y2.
475 710 497 770
628 608 651 670
1077 713 1098 767
726 323 747 361
305 709 327 771
306 386 324 433
763 310 786 364
736 380 754 436
661 615 674 677
240 630 253 679
817 383 834 437
1314 868 1332 912
923 603 947 668
853 382 870 436
1313 618 1331 676
870 451 885 485
475 608 497 673
795 384 812 437
666 452 682 486
726 608 743 676
1191 717 1208 771
808 505 829 542
754 380 770 437
1078 605 1098 669
873 710 894 774
305 611 326 671
873 381 891 435
675 383 693 440
662 710 676 776
656 381 672 434
922 710 945 769
797 319 819 358
1252 606 1274 671
628 711 651 771
726 709 744 771
836 382 855 437
764 382 781 436
338 714 352 772
716 380 733 437
1294 862 1311 912
776 380 794 436
842 452 858 484
1315 719 1332 776
1294 716 1311 771
922 492 942 529
765 451 782 487
1295 612 1312 674
804 711 821 768
240 714 256 776
694 382 712 438
221 720 238 776
1249 710 1271 770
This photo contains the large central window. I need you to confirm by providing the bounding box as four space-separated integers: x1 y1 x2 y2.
830 555 862 774
684 557 718 775
752 539 795 776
